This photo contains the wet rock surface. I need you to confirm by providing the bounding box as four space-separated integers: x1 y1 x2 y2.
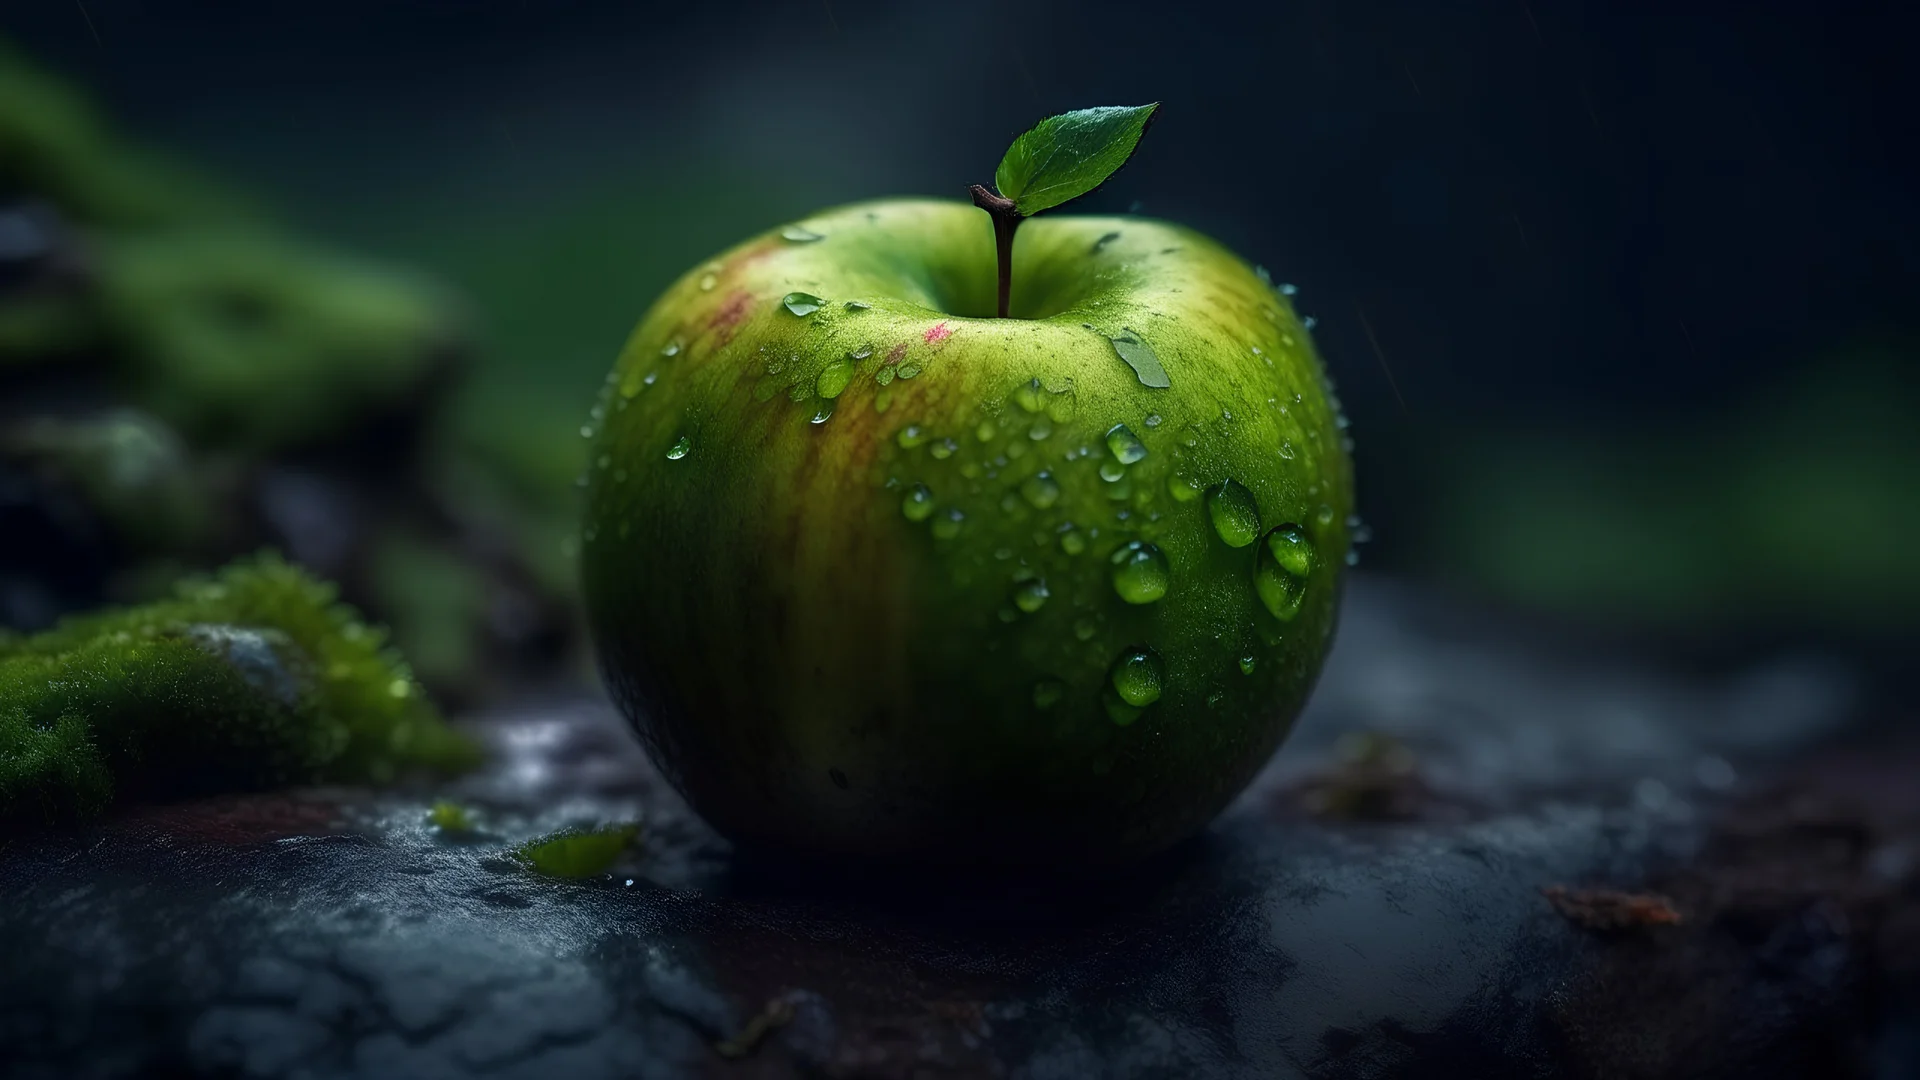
1 579 1913 1079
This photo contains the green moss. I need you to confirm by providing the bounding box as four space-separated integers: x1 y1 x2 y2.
1 46 467 456
0 553 479 823
95 233 464 453
511 823 640 879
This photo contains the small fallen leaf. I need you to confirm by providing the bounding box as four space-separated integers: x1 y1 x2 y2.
1542 885 1682 931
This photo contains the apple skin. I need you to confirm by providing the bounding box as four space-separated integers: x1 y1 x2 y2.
581 199 1351 871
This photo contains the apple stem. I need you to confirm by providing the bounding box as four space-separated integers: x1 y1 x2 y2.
970 184 1022 318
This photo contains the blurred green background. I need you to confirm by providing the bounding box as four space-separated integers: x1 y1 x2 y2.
3 0 1916 683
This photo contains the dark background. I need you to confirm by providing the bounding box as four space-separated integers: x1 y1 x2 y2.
8 0 1916 647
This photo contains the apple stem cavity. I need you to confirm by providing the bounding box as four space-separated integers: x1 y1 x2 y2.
969 184 1022 319
971 104 1161 319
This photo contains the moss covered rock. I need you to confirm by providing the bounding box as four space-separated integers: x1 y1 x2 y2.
0 554 479 823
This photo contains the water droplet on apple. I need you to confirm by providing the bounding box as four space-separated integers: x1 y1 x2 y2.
1166 474 1202 502
1239 654 1257 675
780 225 824 243
1109 645 1165 707
897 424 927 448
1060 527 1086 556
844 300 870 312
1110 540 1170 604
1316 504 1336 527
1278 441 1297 460
1014 378 1045 413
898 362 923 379
1028 417 1053 440
931 508 965 540
1099 460 1126 482
1105 424 1148 465
666 435 692 460
1047 382 1077 422
782 292 824 316
1021 470 1061 509
1033 679 1066 708
816 357 853 398
1105 691 1145 727
975 420 996 442
1206 478 1262 548
699 273 717 291
661 338 683 357
901 483 935 521
809 398 836 424
1013 578 1050 613
1254 523 1315 621
929 438 957 460
1144 413 1163 428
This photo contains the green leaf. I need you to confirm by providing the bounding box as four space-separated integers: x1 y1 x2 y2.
512 823 640 879
994 104 1160 217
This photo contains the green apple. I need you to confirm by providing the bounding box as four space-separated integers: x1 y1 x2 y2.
581 109 1352 870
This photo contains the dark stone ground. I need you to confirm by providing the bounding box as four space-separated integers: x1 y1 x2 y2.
2 579 1915 1079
